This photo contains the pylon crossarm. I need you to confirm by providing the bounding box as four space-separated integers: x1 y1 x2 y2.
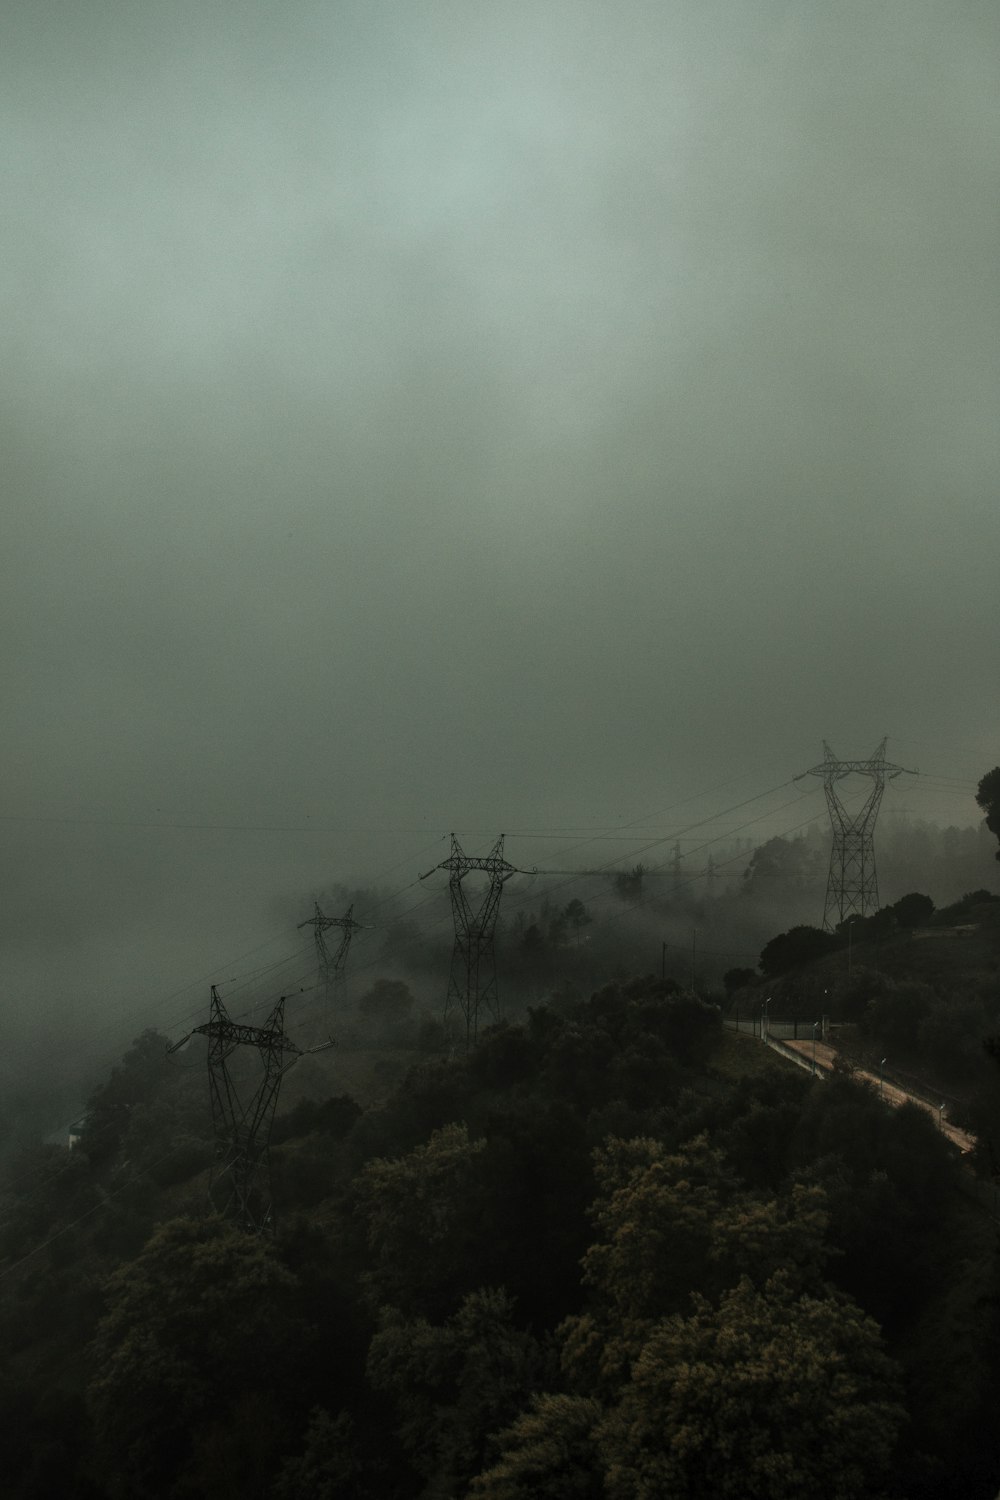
801 756 912 783
422 834 523 883
192 1017 299 1053
454 855 517 876
298 903 368 970
302 1037 336 1056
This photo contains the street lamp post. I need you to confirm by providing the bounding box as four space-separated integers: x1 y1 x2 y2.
763 996 771 1043
879 1056 887 1100
812 1020 819 1075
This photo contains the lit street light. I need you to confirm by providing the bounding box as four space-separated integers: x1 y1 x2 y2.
812 1020 820 1075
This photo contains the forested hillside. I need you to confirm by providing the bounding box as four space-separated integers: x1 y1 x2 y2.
3 974 1000 1499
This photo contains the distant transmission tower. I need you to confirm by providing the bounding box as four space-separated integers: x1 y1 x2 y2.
168 985 328 1234
420 834 527 1049
297 902 365 1026
796 739 914 930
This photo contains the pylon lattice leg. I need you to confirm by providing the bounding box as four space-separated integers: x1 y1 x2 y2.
797 740 911 931
429 835 519 1050
196 989 297 1234
297 902 365 1037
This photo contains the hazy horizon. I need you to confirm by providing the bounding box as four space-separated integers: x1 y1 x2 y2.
3 2 998 1109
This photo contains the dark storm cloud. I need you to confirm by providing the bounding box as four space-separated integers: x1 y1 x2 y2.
2 1 997 1083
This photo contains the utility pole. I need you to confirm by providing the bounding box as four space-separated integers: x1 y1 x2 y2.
420 834 528 1050
168 985 330 1234
297 902 366 1030
795 739 914 931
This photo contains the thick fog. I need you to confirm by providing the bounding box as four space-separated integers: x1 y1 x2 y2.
2 2 998 1115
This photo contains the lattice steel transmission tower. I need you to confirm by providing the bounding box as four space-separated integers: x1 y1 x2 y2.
420 834 527 1049
796 739 914 930
297 902 365 1025
168 985 327 1234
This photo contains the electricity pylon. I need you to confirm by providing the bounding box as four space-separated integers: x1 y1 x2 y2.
168 985 330 1234
796 739 914 930
420 834 527 1050
297 902 365 1027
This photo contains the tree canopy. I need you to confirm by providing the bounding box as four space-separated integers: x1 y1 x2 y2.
976 767 1000 861
87 1216 309 1498
3 970 1000 1498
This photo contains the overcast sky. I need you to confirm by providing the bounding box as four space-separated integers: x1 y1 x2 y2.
3 1 998 1083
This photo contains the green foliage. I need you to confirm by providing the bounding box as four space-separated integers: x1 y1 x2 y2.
891 891 935 928
835 892 936 947
580 1135 735 1322
271 1094 362 1146
530 981 719 1116
480 1111 903 1500
79 1029 176 1167
859 978 934 1054
788 1080 961 1337
915 990 993 1079
759 925 842 977
561 1134 830 1394
723 965 758 994
612 864 645 902
7 966 1000 1498
0 1371 96 1500
87 1216 309 1498
0 1144 101 1266
357 979 416 1044
467 1022 536 1092
742 835 823 897
469 1394 605 1499
837 966 886 1022
366 1287 547 1495
271 1409 365 1500
349 1056 474 1163
712 1087 811 1192
933 888 1000 924
976 766 1000 860
475 1096 594 1326
599 1272 904 1500
357 1122 488 1318
893 1203 1000 1498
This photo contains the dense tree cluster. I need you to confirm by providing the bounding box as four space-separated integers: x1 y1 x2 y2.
758 893 950 979
1 969 999 1498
